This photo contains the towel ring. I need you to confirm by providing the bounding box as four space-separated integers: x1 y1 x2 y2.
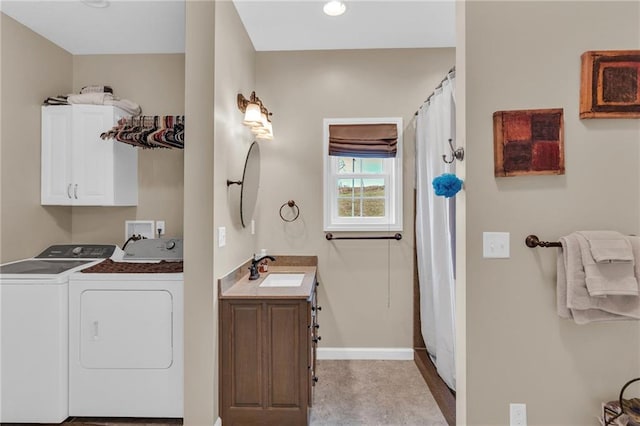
279 200 300 223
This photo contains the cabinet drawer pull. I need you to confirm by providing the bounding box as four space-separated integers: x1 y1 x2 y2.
67 184 73 199
314 324 320 329
74 184 78 199
312 305 322 312
312 336 322 343
312 376 319 384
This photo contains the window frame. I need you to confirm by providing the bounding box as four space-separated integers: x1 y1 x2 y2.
323 117 403 232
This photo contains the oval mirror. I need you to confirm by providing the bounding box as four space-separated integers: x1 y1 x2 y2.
240 141 260 228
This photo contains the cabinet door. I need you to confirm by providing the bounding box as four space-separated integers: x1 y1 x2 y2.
41 106 73 205
267 303 302 407
71 106 116 205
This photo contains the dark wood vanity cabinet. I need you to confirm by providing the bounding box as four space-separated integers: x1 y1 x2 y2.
220 280 319 425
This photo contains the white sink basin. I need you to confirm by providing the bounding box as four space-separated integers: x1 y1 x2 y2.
259 273 305 287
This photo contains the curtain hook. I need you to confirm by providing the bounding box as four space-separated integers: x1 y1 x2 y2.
442 138 464 164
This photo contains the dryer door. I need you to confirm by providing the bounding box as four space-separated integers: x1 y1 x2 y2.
80 290 173 369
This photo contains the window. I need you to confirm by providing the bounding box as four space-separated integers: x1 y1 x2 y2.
323 117 403 232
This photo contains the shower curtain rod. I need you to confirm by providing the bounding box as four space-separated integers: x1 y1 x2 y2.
414 66 456 116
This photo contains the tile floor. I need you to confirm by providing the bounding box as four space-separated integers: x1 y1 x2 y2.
5 360 444 426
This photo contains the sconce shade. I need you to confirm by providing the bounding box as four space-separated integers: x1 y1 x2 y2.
256 133 273 140
238 91 273 139
251 125 268 135
260 111 269 128
243 103 262 126
256 121 273 140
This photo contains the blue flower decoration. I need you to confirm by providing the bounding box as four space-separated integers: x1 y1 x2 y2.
432 173 463 198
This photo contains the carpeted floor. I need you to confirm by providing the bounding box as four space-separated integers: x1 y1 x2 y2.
310 360 447 426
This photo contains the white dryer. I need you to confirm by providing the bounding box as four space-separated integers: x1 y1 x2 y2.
0 244 120 423
68 238 184 418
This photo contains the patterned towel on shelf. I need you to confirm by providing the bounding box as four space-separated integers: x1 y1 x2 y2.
43 95 69 105
602 399 640 426
624 398 640 425
100 115 185 150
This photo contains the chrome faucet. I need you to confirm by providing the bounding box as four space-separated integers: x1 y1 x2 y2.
248 255 276 280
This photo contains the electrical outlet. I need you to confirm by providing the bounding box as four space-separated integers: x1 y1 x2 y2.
156 220 165 236
510 403 527 426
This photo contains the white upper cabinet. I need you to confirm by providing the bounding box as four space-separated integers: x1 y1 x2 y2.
41 105 138 206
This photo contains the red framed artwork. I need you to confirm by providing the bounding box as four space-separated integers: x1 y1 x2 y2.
493 108 564 177
580 50 640 119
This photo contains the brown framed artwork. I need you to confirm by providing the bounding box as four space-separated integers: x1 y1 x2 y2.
580 50 640 119
493 108 564 177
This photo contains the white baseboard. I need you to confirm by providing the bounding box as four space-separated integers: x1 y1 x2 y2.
214 417 222 426
316 347 414 360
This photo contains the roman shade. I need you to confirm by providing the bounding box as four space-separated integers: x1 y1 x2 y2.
328 123 398 158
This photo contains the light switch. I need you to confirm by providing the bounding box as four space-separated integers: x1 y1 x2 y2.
218 226 226 248
483 232 510 258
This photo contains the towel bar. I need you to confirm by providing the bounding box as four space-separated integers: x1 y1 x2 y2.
525 235 562 248
325 233 402 241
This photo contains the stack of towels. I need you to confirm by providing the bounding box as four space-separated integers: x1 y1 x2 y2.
558 231 640 324
43 85 142 116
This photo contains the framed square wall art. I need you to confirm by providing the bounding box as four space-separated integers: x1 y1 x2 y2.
580 50 640 119
493 108 564 177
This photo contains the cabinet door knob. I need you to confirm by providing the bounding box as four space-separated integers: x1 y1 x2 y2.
74 184 78 199
314 324 320 329
312 336 322 343
315 281 320 287
67 184 73 199
312 376 319 383
312 306 322 312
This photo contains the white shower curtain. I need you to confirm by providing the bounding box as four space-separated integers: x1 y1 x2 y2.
415 72 456 391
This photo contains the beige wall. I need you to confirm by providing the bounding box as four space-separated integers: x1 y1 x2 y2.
183 0 215 424
464 2 640 425
255 48 455 348
213 1 257 279
71 54 185 245
0 13 72 262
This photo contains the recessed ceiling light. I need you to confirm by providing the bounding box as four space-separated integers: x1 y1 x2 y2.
81 0 110 8
323 1 346 17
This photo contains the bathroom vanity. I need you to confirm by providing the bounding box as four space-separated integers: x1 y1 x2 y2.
218 256 319 425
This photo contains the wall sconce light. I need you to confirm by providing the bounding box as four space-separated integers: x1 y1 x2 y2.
237 91 274 140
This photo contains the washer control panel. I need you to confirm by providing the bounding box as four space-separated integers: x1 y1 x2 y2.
123 238 183 261
35 245 118 259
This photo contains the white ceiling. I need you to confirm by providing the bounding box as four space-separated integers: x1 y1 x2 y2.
0 0 455 55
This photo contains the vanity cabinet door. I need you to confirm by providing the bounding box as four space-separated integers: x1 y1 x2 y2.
220 298 310 425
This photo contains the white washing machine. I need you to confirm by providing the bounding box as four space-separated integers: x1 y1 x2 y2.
68 238 184 418
0 244 120 423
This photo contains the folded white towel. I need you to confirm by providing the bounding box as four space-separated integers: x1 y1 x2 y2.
104 98 142 116
558 234 640 324
67 92 115 105
575 233 639 297
576 230 634 263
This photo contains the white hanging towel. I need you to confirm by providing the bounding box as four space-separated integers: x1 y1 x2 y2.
575 232 638 297
557 234 640 324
